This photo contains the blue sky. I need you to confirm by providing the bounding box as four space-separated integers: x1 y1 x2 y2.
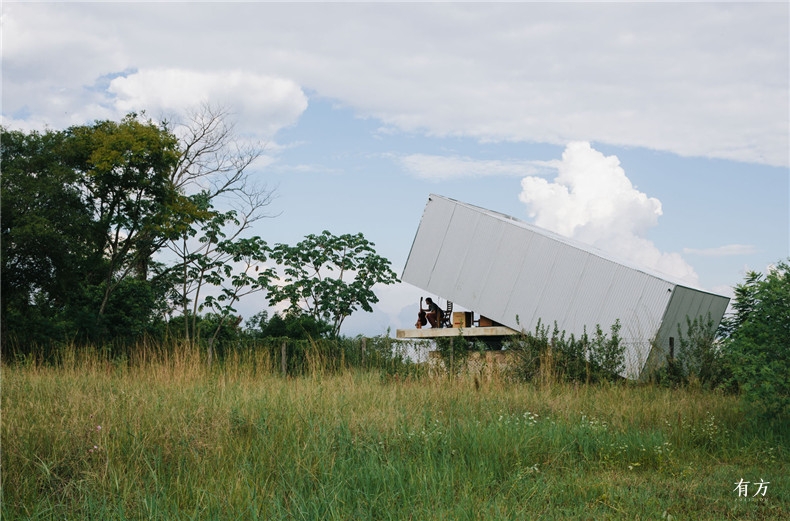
3 2 788 336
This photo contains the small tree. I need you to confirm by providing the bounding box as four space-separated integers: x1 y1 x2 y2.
267 231 399 337
588 320 624 381
167 198 272 363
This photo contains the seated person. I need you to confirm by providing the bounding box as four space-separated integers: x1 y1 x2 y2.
416 297 443 328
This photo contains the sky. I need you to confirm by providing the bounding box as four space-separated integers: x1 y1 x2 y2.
3 2 788 337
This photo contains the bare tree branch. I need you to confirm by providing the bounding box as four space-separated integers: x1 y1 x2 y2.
163 103 278 348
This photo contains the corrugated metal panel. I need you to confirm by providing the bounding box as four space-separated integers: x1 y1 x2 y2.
478 222 536 319
502 239 673 344
427 202 480 296
401 194 729 378
563 253 618 331
625 274 675 341
506 232 561 328
401 195 455 290
654 286 730 356
454 209 506 306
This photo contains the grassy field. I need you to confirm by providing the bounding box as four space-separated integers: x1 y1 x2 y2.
2 346 788 520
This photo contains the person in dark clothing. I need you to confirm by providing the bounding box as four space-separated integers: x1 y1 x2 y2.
417 297 443 328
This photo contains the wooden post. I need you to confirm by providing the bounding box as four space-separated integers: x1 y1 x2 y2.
449 337 454 379
281 340 287 376
361 337 367 367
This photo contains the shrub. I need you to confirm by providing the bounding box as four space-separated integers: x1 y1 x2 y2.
588 320 624 381
245 310 332 340
722 260 790 421
676 314 732 389
508 318 624 384
434 333 472 374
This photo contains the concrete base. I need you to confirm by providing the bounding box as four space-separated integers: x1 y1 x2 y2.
395 326 518 339
427 350 516 378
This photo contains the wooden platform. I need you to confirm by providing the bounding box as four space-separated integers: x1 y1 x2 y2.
396 326 518 339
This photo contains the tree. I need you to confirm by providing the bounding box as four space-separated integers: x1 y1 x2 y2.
168 103 266 202
1 118 189 348
267 231 399 337
718 270 763 338
1 127 96 346
196 229 272 366
723 260 790 420
1 108 275 352
163 104 275 347
63 114 182 317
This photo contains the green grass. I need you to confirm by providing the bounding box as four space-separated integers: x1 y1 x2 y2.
2 346 788 520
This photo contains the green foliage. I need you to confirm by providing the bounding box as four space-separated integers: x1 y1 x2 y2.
718 271 763 338
434 333 472 374
508 319 625 383
651 314 731 391
1 119 185 350
245 310 332 340
167 193 272 355
589 320 624 379
91 278 168 343
658 314 733 390
64 114 182 295
196 232 271 362
1 127 95 346
1 114 275 356
267 231 399 337
723 260 790 421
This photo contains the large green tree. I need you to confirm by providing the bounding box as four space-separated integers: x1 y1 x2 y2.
1 116 188 348
63 114 182 315
1 128 95 345
267 231 399 337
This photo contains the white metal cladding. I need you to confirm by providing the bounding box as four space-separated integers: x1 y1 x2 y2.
402 195 730 378
653 286 731 358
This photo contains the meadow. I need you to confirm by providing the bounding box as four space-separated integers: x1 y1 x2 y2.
2 345 788 520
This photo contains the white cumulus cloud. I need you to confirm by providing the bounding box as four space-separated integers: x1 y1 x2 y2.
519 142 699 286
108 69 308 138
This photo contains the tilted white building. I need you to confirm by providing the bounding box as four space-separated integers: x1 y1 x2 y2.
401 194 730 379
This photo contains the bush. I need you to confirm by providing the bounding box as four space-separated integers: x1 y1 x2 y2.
588 320 624 380
508 319 625 384
722 260 790 421
673 314 732 389
245 310 332 340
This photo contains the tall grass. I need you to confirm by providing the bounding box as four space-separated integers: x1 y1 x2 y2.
2 344 787 520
